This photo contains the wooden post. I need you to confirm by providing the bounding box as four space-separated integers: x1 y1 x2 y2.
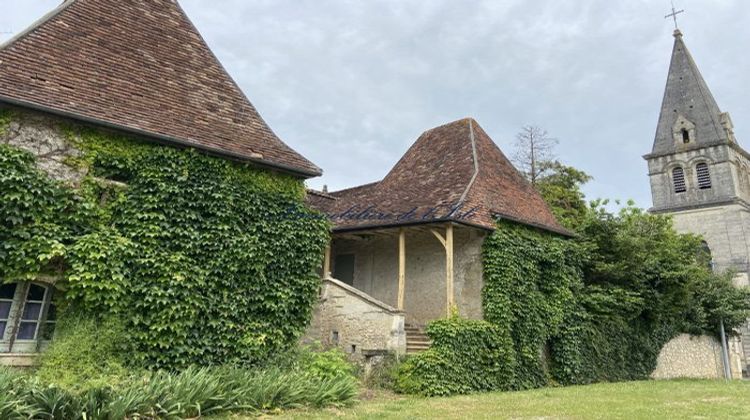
398 228 406 311
445 223 454 315
323 244 331 279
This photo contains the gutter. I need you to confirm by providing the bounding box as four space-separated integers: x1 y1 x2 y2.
0 97 322 179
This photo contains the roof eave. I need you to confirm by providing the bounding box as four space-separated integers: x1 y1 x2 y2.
0 97 322 179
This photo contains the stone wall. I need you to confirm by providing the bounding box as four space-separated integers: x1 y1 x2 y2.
647 144 749 212
331 225 486 326
304 277 406 358
0 106 86 184
651 334 744 379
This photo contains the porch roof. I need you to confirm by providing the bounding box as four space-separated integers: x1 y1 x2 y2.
308 118 571 236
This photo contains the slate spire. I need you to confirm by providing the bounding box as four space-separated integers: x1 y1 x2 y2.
652 30 733 155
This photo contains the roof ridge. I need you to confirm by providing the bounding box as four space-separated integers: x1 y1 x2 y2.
677 36 725 142
458 119 480 203
329 181 381 195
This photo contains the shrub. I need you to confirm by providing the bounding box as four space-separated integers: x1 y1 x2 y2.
297 346 356 381
395 316 515 396
36 315 130 392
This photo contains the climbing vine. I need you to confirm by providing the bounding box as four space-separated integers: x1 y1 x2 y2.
482 220 581 389
0 112 330 369
0 109 11 135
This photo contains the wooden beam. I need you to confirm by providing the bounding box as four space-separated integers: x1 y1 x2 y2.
430 228 446 249
323 244 331 279
446 223 454 316
398 228 406 311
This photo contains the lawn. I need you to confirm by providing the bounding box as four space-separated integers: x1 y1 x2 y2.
260 380 750 419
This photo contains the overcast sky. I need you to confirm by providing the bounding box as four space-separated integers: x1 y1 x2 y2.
3 0 750 208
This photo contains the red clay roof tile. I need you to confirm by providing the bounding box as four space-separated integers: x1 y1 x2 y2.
0 0 321 177
308 118 569 235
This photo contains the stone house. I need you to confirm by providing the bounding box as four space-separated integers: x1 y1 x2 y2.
306 118 570 357
0 0 320 366
645 29 747 379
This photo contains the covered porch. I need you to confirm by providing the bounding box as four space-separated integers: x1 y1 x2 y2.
306 221 487 356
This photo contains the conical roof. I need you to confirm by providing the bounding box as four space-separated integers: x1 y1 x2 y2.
0 0 320 177
652 30 729 155
311 118 568 235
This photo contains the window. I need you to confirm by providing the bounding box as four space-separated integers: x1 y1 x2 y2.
696 163 712 189
0 283 16 340
681 129 690 143
672 167 687 193
0 282 57 353
333 254 355 286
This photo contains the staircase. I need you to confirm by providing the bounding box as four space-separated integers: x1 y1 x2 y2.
405 324 432 354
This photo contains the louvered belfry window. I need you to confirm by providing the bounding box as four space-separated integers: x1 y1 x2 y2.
696 163 712 189
673 167 687 193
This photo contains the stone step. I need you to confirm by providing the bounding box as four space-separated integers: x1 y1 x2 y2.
404 324 431 354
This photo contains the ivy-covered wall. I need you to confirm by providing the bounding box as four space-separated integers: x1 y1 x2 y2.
0 106 330 369
482 221 581 389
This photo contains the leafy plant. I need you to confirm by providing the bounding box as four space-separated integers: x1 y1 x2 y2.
0 109 330 370
36 315 130 393
395 316 515 396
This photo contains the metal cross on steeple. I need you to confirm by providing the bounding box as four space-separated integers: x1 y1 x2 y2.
665 1 685 30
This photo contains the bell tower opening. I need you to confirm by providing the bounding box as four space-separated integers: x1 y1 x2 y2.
681 128 690 143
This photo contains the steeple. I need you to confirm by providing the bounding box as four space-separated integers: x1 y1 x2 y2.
651 30 734 155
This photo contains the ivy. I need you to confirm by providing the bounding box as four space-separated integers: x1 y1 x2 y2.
482 220 580 389
0 109 11 136
0 144 91 280
0 113 330 370
394 316 515 396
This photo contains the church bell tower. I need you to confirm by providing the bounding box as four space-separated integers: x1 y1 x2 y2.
644 28 750 375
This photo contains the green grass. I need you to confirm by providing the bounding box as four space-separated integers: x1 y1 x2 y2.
248 380 750 419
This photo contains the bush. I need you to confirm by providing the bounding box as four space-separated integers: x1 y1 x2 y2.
395 316 515 396
36 315 130 392
296 346 356 381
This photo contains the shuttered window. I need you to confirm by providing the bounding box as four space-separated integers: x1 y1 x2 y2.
696 163 712 189
672 167 687 193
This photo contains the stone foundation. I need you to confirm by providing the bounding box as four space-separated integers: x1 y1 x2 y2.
304 277 406 358
651 334 744 379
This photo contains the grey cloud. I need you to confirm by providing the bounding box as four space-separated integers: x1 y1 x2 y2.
3 0 750 208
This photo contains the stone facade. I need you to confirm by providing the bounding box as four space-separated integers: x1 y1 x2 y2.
652 334 743 380
0 106 87 185
330 225 486 326
304 277 406 358
645 30 750 378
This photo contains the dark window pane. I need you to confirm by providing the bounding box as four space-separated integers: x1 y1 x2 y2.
0 302 11 319
22 303 42 321
41 322 56 341
47 304 57 321
27 284 46 301
0 283 16 299
0 321 5 338
16 322 37 340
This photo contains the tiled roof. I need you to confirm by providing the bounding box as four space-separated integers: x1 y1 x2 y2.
0 0 321 177
308 118 569 235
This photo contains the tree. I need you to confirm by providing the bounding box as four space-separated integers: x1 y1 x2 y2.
535 161 592 229
512 125 558 185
